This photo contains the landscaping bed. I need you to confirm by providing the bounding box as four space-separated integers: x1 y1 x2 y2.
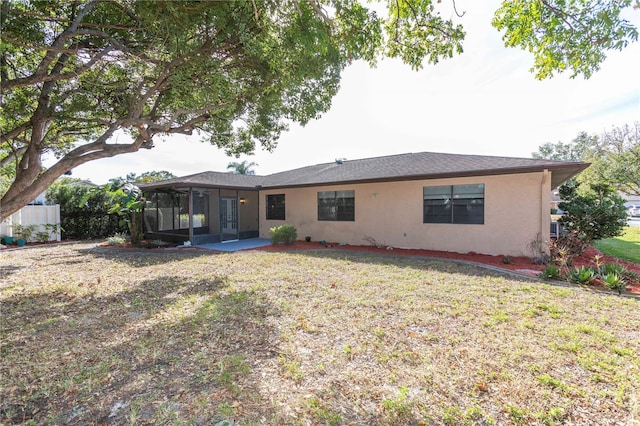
257 241 640 295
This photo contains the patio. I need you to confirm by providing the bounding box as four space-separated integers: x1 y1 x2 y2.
196 238 271 252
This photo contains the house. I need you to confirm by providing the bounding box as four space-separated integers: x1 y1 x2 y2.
139 152 589 256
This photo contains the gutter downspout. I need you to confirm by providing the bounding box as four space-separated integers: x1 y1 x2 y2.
188 187 194 244
540 169 551 254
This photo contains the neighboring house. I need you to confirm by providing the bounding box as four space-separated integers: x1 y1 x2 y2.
139 152 588 256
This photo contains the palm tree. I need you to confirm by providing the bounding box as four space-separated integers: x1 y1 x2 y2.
227 160 258 175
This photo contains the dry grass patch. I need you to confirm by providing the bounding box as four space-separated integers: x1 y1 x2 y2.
1 243 639 425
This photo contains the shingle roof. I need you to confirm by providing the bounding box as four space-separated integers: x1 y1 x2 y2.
139 171 264 191
260 152 589 189
140 152 589 191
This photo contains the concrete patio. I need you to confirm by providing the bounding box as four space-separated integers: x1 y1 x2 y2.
196 238 272 252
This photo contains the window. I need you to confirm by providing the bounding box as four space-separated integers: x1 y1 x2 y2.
423 184 484 224
318 190 355 221
266 194 285 220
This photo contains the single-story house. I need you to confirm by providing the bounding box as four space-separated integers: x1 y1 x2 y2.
139 151 589 256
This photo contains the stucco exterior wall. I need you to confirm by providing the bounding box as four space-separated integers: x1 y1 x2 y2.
259 172 552 257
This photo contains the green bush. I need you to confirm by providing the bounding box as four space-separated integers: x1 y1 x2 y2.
599 262 627 276
601 273 627 294
106 233 128 246
568 266 596 284
540 265 561 279
46 177 125 239
269 225 297 245
558 181 627 245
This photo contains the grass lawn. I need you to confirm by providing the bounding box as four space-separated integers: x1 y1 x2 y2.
594 226 640 264
1 243 639 425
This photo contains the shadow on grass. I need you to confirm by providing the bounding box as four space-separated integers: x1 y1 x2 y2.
0 274 281 424
78 245 214 267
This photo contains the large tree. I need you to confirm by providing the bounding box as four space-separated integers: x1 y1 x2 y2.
1 0 638 220
533 122 640 195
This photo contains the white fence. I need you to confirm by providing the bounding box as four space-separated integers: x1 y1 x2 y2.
1 205 61 242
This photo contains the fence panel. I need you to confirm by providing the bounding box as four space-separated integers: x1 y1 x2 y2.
0 205 61 241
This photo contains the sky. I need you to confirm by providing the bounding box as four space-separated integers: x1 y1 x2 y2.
61 1 640 184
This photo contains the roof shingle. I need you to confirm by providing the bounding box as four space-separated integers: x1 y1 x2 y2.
140 151 589 191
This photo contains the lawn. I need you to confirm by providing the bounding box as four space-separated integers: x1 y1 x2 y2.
594 226 640 264
1 243 639 425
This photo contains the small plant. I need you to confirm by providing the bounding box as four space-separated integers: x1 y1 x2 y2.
45 223 63 236
540 265 561 279
269 224 297 245
502 256 512 264
12 224 38 242
601 273 627 295
106 233 128 246
363 235 384 249
36 231 50 242
568 266 595 284
599 262 627 276
528 232 550 264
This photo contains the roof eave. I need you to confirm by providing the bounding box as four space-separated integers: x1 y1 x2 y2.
262 164 591 190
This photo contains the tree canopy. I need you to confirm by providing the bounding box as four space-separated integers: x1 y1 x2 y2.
533 122 640 195
2 0 638 220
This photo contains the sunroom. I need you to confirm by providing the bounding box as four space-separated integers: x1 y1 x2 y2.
138 172 263 245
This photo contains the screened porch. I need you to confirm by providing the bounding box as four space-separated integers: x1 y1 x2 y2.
142 187 259 245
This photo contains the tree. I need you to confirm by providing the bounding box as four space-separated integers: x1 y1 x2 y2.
532 131 597 162
2 0 638 220
533 122 640 195
227 160 258 175
124 170 176 183
45 177 125 239
493 0 639 79
106 181 145 244
580 122 640 196
558 180 628 244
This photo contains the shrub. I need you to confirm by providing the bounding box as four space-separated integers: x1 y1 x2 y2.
269 225 297 245
540 265 561 280
106 233 128 246
599 262 627 276
35 231 50 242
601 273 627 295
568 266 596 284
558 181 627 245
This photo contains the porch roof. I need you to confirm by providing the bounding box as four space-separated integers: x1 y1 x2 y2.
139 171 264 191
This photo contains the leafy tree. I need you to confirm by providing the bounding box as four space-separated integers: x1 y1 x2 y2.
493 0 638 79
532 131 597 162
533 122 640 195
45 178 125 239
124 170 176 184
558 181 628 244
2 0 638 220
579 122 640 196
227 160 258 175
106 182 145 244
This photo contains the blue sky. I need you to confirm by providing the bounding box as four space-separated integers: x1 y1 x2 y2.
62 1 640 183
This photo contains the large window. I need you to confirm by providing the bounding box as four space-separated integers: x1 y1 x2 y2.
423 184 484 224
266 194 285 220
318 190 355 221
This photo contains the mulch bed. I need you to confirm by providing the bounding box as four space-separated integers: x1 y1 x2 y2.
256 241 640 295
